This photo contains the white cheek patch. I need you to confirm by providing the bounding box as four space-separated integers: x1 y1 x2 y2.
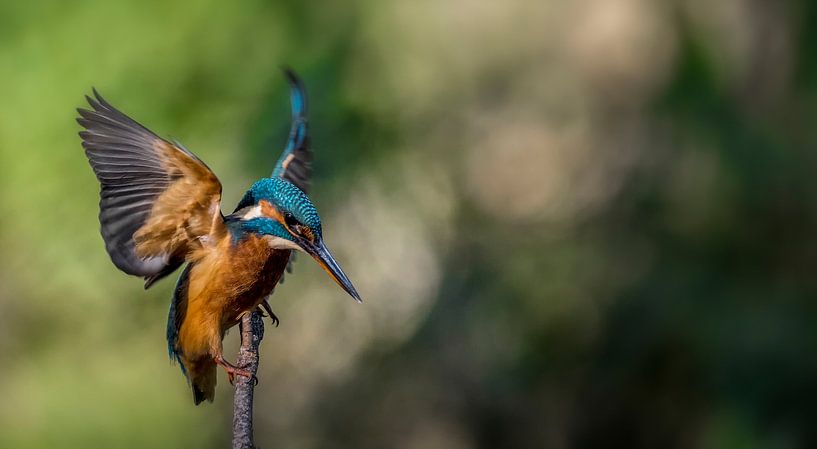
264 235 304 251
242 205 264 220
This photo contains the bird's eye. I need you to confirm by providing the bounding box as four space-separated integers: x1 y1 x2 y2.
283 212 298 227
282 212 314 241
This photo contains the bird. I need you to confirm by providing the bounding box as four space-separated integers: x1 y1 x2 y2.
77 69 361 405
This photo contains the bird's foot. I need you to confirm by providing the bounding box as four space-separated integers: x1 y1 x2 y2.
215 355 258 386
258 299 280 327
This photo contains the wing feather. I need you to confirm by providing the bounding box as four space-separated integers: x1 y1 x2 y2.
78 89 225 286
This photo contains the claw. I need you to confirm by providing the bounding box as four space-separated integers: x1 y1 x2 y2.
260 299 280 327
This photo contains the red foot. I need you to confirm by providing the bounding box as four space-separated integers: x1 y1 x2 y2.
215 355 258 386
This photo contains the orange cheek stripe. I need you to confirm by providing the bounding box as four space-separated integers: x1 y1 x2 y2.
300 227 315 242
260 199 295 235
258 200 283 222
259 199 317 241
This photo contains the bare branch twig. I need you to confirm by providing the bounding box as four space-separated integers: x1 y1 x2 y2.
232 310 265 449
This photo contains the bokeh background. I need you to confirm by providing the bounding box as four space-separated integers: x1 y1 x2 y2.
1 0 816 447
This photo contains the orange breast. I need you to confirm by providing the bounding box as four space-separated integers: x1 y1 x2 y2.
177 234 291 360
192 235 290 326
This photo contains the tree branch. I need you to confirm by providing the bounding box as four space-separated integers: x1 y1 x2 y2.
232 310 265 449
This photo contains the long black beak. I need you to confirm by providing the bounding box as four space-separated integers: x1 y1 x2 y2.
302 238 362 303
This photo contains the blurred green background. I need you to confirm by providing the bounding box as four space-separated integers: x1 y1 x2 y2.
1 0 817 448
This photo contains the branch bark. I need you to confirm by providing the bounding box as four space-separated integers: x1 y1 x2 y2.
232 310 265 449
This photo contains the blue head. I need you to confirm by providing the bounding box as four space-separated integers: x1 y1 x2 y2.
235 177 322 242
231 177 360 302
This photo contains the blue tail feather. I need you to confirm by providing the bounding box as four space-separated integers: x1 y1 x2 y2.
271 68 310 180
283 67 307 117
167 264 192 379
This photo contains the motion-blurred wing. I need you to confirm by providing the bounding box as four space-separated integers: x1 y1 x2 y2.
271 69 312 193
78 90 225 287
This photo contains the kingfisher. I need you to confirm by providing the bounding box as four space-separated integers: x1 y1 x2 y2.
77 70 361 405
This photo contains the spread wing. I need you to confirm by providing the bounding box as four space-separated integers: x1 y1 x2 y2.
271 69 312 194
78 89 226 288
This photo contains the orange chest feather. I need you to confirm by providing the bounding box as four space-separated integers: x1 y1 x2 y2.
187 235 291 326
